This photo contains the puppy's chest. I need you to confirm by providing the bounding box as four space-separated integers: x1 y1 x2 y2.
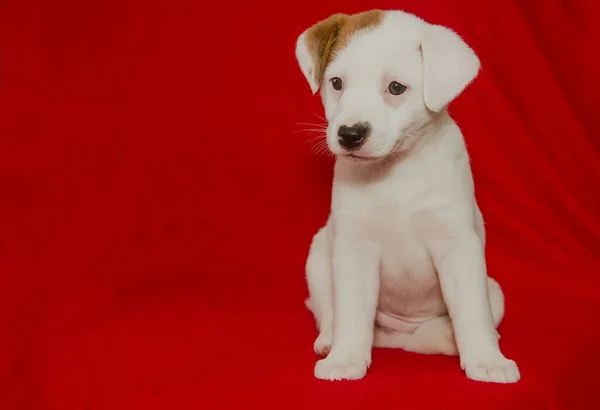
337 183 448 318
378 223 441 311
368 205 445 319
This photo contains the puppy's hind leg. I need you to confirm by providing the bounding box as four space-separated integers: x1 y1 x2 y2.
373 316 459 356
487 277 505 342
374 278 505 355
305 222 334 356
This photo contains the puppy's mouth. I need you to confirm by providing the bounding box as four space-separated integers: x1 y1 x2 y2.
340 153 384 163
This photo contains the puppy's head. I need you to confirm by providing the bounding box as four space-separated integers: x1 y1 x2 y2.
295 10 480 163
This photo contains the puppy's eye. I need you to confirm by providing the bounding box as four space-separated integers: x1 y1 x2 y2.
331 77 343 91
388 81 407 95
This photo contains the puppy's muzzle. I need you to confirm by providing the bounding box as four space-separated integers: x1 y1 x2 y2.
337 122 371 151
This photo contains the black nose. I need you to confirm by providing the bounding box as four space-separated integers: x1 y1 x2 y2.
337 123 370 150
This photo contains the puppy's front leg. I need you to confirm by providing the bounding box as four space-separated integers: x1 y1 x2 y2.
432 232 520 384
314 235 379 381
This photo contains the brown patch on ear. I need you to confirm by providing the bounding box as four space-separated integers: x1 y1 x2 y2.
305 10 384 86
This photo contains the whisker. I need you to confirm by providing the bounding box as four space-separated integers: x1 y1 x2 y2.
316 140 329 154
306 134 326 144
294 130 329 137
294 122 327 128
292 114 333 159
294 128 328 132
310 139 333 158
307 136 327 152
313 113 327 122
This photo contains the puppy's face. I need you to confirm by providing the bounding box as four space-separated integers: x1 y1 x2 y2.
296 10 480 163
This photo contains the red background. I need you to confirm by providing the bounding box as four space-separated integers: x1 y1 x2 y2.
1 0 600 409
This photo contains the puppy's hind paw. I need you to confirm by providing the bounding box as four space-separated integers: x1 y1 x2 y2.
313 331 332 357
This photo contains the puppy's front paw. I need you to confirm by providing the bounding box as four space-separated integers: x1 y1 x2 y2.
462 353 520 383
314 353 370 381
313 331 332 356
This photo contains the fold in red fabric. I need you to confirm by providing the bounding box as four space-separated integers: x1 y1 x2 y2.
1 0 599 409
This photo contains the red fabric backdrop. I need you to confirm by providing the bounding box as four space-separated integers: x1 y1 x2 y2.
1 0 600 409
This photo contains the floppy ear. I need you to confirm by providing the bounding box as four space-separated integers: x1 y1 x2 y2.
295 14 348 94
420 24 480 112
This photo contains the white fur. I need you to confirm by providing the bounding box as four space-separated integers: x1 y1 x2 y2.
297 10 520 383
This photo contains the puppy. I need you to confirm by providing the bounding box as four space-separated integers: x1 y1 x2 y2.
296 10 520 383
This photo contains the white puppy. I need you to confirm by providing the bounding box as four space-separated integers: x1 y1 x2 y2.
296 10 520 383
